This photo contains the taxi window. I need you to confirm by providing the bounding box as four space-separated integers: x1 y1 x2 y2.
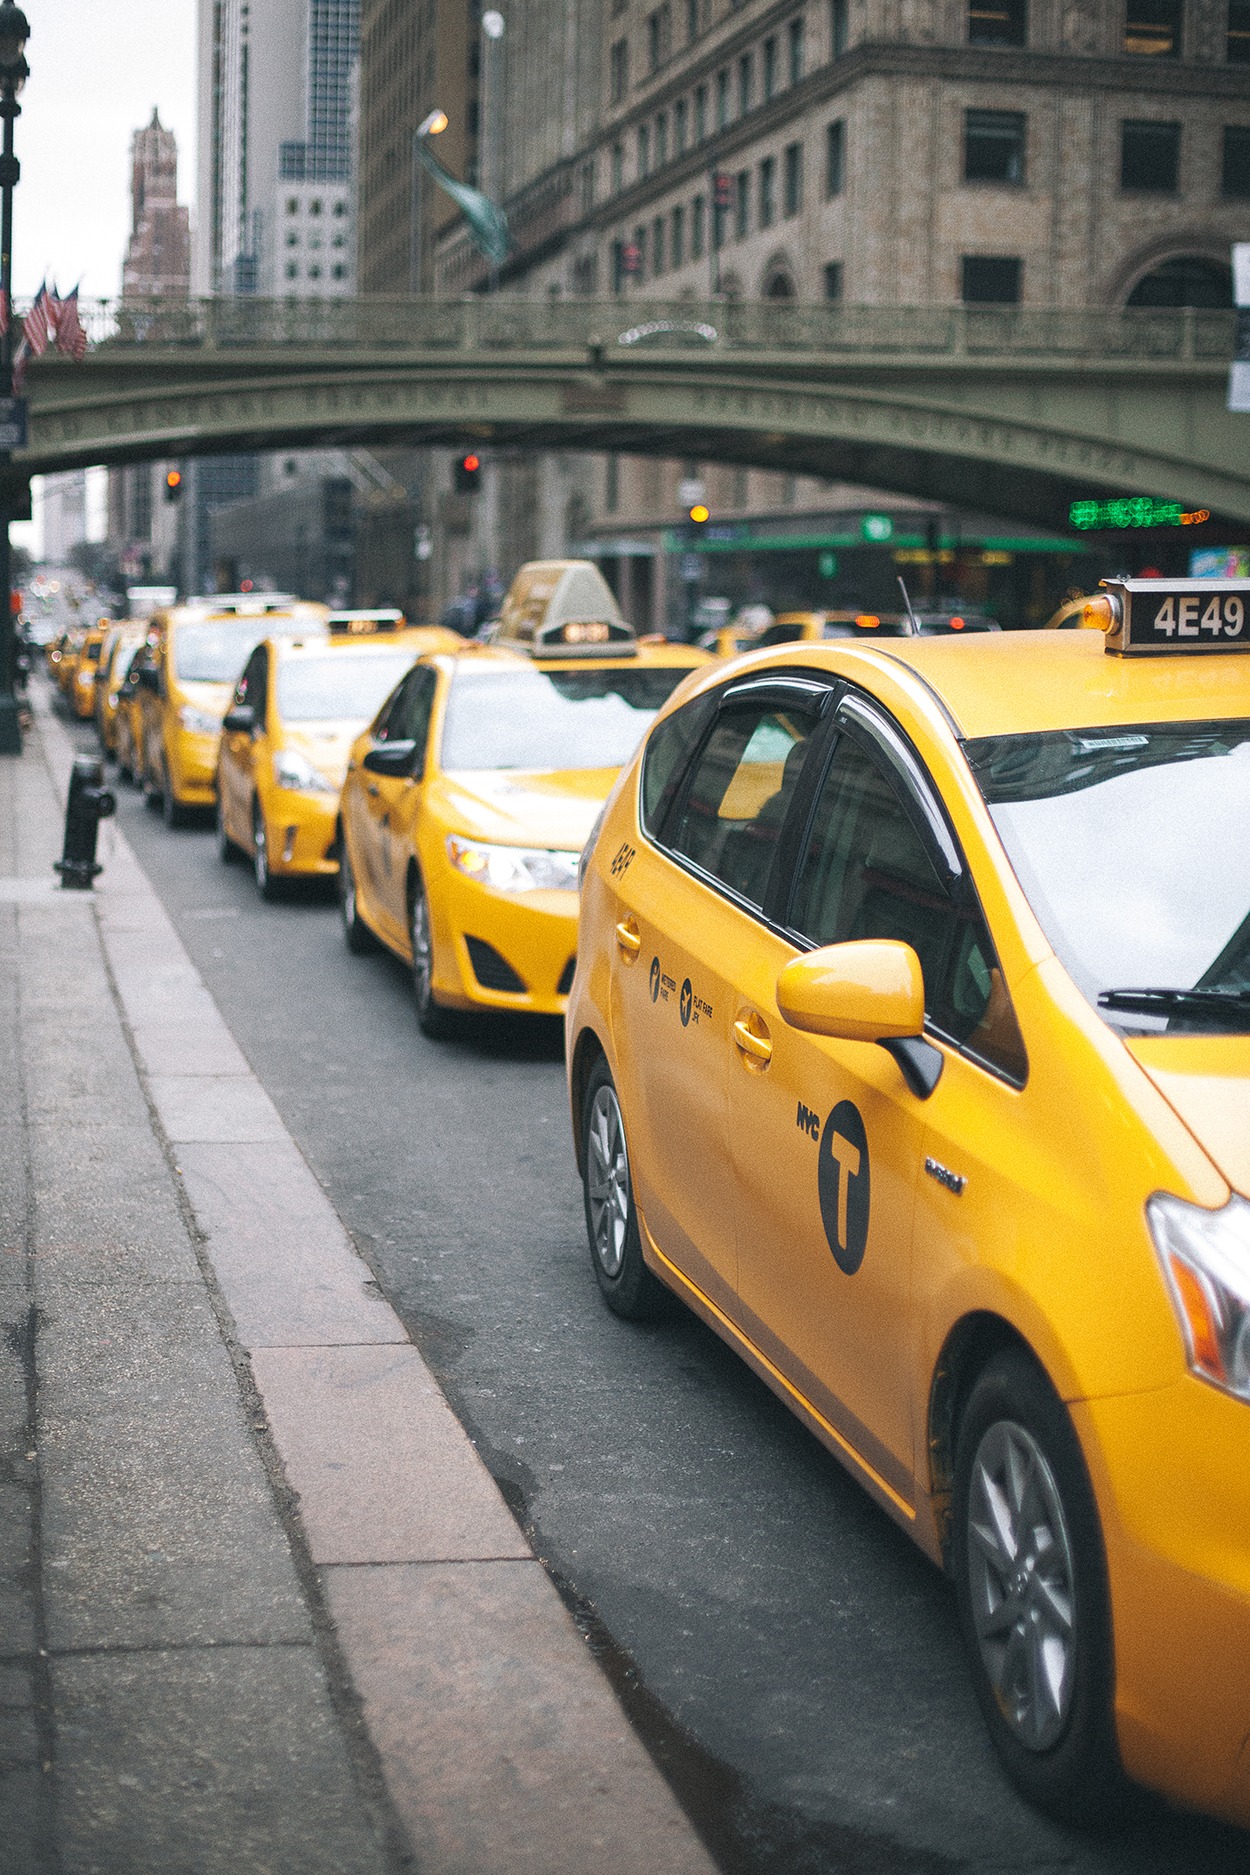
968 719 1250 1034
233 646 268 721
791 734 1027 1081
640 691 716 837
374 664 437 763
668 702 821 907
276 651 415 723
174 617 270 684
439 665 693 771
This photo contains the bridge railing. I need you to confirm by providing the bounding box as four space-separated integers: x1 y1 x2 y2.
60 296 1237 362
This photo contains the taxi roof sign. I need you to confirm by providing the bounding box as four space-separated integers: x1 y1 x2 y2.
327 608 406 635
1096 577 1250 655
496 559 637 657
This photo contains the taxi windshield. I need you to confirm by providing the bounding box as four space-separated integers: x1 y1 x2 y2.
440 664 698 772
967 720 1250 1033
276 651 415 723
174 618 275 684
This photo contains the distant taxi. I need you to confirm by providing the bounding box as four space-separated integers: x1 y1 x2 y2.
95 624 148 751
215 618 459 897
68 622 109 719
567 576 1250 1831
338 559 708 1035
136 593 330 826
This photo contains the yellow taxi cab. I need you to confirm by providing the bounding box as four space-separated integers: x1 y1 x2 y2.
136 593 330 826
567 574 1250 1832
113 637 157 784
67 621 111 720
215 616 460 897
95 623 148 751
338 559 709 1036
52 625 86 694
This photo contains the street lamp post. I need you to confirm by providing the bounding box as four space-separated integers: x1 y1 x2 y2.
0 0 28 757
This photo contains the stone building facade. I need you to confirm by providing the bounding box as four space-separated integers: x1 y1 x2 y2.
429 0 1250 628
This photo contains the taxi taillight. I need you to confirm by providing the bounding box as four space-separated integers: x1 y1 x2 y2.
854 614 880 630
1081 594 1119 632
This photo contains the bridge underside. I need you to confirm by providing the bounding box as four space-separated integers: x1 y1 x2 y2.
23 346 1250 533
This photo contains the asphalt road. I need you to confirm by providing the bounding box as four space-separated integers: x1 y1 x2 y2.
80 721 1249 1875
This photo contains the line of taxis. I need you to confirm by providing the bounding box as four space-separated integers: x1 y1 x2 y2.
80 562 1250 1836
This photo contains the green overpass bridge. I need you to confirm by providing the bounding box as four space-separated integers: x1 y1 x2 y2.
20 297 1248 533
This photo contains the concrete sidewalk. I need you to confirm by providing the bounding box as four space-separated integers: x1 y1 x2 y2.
0 689 717 1875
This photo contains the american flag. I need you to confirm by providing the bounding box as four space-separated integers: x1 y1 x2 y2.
54 286 87 360
21 282 52 358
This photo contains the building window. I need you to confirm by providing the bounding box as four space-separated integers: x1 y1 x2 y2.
695 83 708 140
638 123 650 177
672 203 686 265
716 68 730 128
635 224 647 277
1224 124 1250 194
965 110 1026 183
738 53 752 115
789 16 805 82
612 142 624 192
1125 1 1182 54
783 140 804 215
692 192 706 258
286 261 299 280
735 167 751 237
968 0 1026 46
687 0 700 39
286 231 299 247
647 4 671 73
1230 0 1250 59
332 264 346 280
333 201 347 217
826 119 845 194
286 197 299 214
652 214 666 273
308 263 322 279
823 260 844 300
759 154 777 226
610 38 628 104
310 198 323 215
657 112 669 164
962 255 1021 302
675 97 689 152
831 0 848 55
1121 119 1181 190
606 454 620 513
1126 255 1232 306
763 35 778 99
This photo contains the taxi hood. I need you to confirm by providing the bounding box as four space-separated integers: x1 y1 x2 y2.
284 722 358 787
438 768 618 848
1126 1035 1250 1197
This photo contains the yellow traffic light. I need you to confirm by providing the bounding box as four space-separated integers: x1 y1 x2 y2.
689 504 709 524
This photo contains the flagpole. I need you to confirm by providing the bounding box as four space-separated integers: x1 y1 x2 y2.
0 0 29 757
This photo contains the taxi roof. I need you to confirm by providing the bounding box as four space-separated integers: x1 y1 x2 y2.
268 627 445 659
421 640 710 676
760 629 1250 741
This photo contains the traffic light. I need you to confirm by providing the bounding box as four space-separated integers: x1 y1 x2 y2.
453 452 481 494
163 468 183 503
711 172 733 209
688 503 710 527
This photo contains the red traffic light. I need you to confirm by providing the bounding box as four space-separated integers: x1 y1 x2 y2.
462 454 480 473
712 172 733 209
454 452 482 493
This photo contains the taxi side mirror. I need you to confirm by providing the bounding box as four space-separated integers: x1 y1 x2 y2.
222 703 255 734
362 739 418 777
776 940 943 1098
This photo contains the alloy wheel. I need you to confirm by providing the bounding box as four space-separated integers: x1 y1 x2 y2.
586 1083 631 1280
965 1418 1077 1753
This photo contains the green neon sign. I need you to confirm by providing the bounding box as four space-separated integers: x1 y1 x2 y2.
1069 497 1183 531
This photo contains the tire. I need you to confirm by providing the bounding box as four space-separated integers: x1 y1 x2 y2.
409 874 457 1039
252 801 279 901
338 839 376 954
952 1347 1130 1826
215 792 238 864
580 1058 667 1321
160 761 187 830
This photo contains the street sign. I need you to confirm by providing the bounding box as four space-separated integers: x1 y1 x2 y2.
861 513 894 542
0 396 27 452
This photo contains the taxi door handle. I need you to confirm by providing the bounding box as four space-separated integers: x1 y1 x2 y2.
615 918 641 960
733 1016 772 1066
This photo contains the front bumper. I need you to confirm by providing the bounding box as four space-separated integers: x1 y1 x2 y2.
169 730 223 805
1074 1377 1250 1826
430 864 578 1016
264 790 340 877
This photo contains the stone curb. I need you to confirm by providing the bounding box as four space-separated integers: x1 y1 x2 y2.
35 695 717 1875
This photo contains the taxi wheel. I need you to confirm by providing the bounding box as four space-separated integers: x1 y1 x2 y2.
409 877 457 1039
581 1061 666 1321
252 803 280 902
338 842 376 954
215 795 238 865
953 1348 1128 1825
160 763 187 830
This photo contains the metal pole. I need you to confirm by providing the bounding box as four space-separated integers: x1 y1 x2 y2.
480 11 504 295
0 76 21 755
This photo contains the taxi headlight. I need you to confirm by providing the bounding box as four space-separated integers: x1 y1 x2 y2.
1148 1191 1250 1400
273 748 336 794
446 836 580 893
178 705 221 735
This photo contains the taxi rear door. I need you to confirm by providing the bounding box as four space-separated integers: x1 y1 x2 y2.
725 696 975 1507
348 664 437 948
613 675 829 1318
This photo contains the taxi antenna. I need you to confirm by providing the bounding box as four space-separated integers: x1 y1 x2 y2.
897 575 920 633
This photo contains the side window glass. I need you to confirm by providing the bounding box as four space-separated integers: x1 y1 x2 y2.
235 648 266 717
394 668 437 770
640 691 715 837
374 669 417 742
669 701 819 906
791 733 1026 1083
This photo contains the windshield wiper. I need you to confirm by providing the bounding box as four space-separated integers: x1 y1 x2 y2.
1098 986 1250 1026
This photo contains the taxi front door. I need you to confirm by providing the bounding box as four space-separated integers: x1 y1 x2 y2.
221 646 266 844
350 666 436 950
726 705 965 1507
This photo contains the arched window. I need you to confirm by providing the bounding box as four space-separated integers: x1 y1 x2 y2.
763 268 796 299
1126 256 1233 307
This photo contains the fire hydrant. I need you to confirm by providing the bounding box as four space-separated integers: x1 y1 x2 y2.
55 755 116 889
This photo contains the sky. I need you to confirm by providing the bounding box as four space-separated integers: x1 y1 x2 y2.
14 0 197 302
